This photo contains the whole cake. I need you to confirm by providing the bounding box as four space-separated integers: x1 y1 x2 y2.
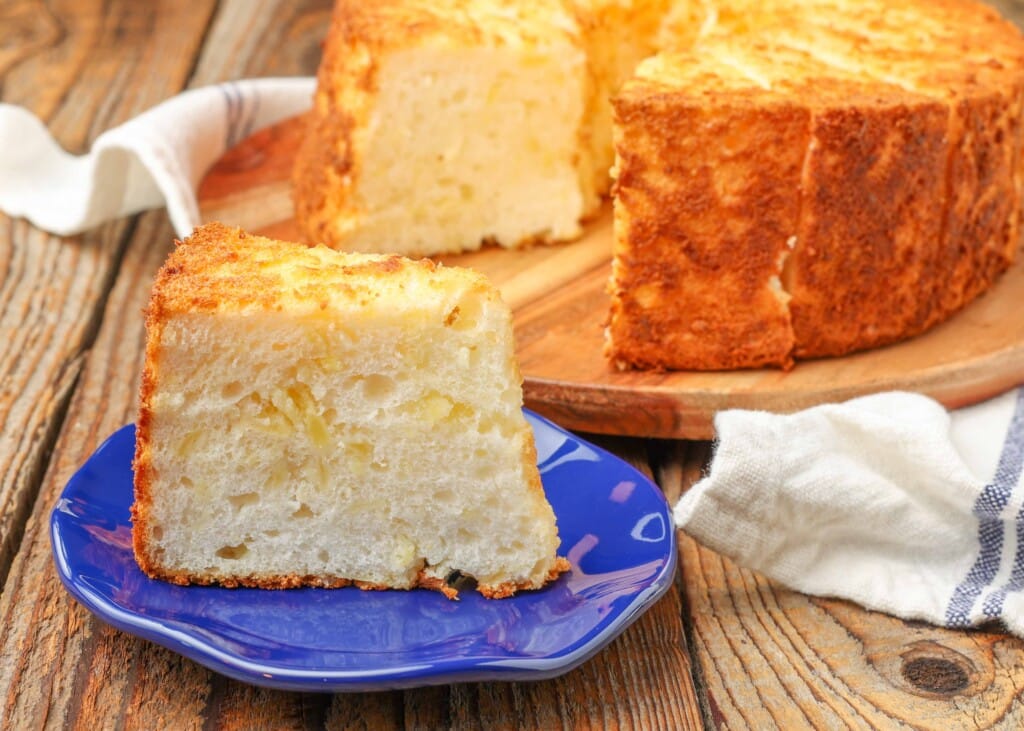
292 0 1024 370
132 222 569 597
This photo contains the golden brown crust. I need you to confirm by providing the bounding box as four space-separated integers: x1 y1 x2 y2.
607 83 806 370
131 253 169 577
477 557 572 599
135 540 569 598
935 86 1024 317
609 0 1024 370
291 1 377 248
131 558 572 599
138 221 463 318
414 574 460 600
135 567 356 590
788 88 950 358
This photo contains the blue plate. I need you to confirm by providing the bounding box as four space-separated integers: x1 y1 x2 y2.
50 410 677 692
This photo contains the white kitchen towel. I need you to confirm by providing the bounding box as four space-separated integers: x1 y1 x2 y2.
0 77 314 238
675 388 1024 634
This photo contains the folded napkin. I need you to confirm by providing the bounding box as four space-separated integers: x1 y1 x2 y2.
3 79 1023 636
676 388 1024 634
0 78 314 238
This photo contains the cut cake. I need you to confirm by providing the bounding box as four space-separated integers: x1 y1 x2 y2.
292 0 1024 370
132 222 569 597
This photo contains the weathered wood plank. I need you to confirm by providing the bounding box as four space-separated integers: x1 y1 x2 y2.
0 0 218 596
669 458 1024 730
0 213 190 731
0 2 351 729
190 0 333 86
2 0 218 151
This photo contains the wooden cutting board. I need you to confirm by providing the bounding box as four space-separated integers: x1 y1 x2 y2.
197 115 1024 439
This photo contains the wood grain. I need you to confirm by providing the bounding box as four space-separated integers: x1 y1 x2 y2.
664 449 1024 731
0 0 218 592
198 114 1024 441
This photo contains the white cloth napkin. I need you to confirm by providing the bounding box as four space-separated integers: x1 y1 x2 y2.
2 80 1023 635
676 388 1024 634
0 78 314 238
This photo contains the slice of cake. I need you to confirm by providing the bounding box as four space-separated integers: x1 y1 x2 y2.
132 222 569 598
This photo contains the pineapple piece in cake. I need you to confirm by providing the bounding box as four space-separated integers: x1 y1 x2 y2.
132 222 569 597
292 0 589 256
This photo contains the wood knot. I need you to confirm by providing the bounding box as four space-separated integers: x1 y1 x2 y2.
894 642 976 699
901 656 969 695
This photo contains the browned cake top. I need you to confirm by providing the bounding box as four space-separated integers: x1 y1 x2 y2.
640 0 1024 100
324 0 579 53
149 222 494 318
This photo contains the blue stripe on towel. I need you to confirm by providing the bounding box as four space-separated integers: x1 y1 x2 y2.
980 390 1024 619
240 89 261 142
945 388 1024 627
220 83 243 149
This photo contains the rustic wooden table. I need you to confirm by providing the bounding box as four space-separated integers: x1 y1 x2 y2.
3 1 1024 728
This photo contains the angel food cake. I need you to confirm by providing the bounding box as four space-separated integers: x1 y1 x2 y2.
132 223 569 597
293 0 1024 370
